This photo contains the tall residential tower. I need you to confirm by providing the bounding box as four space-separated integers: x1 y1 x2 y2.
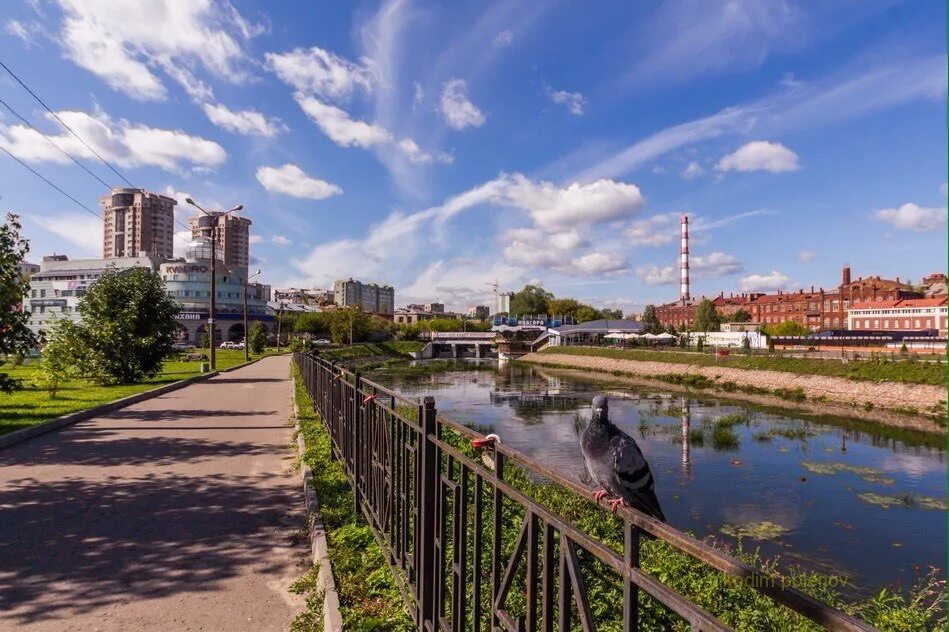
101 188 176 259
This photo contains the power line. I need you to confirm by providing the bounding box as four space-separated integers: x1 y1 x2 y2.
0 145 102 220
0 59 137 189
0 95 112 189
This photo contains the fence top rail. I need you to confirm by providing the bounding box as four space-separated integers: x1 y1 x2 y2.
434 414 875 632
358 375 421 409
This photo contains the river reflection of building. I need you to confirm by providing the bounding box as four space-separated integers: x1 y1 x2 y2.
680 398 692 476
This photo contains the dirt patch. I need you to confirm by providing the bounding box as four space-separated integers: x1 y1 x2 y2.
518 353 946 434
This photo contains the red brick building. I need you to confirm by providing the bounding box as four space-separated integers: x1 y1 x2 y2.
655 294 759 330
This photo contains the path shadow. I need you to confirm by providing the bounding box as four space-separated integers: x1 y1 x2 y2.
0 472 304 625
210 377 288 384
101 407 279 421
0 427 282 468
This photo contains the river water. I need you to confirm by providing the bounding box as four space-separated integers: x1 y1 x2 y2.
370 360 947 595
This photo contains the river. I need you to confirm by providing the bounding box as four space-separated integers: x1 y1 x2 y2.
369 359 947 596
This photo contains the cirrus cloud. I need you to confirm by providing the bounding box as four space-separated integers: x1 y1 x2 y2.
440 79 486 130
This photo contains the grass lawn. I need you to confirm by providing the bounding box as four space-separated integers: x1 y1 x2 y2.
0 348 284 436
539 346 946 386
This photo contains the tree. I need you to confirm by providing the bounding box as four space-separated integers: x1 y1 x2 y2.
693 299 721 332
293 312 330 336
248 321 268 354
600 308 624 319
0 214 36 392
547 298 583 319
641 304 663 334
52 267 180 384
764 320 809 336
328 307 370 344
575 305 600 323
509 284 553 315
731 308 752 323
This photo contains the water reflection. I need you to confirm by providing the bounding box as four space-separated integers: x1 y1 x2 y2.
372 361 948 594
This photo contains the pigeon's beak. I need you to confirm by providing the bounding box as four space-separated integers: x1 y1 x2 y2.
594 408 603 415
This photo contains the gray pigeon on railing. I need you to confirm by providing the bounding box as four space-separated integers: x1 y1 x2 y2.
580 395 666 521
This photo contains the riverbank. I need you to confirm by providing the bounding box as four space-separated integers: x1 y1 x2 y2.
519 348 946 432
315 341 425 370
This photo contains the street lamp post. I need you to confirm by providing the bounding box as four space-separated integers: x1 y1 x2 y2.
186 198 243 371
276 301 286 353
243 268 261 362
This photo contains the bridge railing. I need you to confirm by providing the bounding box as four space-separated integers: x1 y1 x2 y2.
293 351 876 632
421 331 498 340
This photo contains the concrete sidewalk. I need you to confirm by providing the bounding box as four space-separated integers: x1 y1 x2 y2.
0 355 306 631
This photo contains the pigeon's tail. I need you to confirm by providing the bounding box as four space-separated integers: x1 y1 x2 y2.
626 487 666 523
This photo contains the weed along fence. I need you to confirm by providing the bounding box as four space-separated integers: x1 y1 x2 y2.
294 352 877 632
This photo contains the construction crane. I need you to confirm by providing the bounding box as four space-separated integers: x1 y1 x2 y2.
486 279 500 312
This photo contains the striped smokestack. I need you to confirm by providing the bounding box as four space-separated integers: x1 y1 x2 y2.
680 214 690 303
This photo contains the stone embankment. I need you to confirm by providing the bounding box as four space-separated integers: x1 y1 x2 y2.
518 352 945 418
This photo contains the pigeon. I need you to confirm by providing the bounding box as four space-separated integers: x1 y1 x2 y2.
579 395 666 521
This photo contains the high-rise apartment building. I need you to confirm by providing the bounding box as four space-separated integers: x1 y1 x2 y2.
333 278 395 314
188 212 252 273
101 188 176 259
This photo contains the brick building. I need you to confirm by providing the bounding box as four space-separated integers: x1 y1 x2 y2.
656 294 758 330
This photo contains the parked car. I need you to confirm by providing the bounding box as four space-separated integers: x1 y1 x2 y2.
172 341 195 350
219 341 241 349
314 339 331 346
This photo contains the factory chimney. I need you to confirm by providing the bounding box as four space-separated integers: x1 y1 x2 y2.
680 215 690 304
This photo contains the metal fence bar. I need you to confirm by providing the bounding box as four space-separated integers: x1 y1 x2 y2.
292 352 877 632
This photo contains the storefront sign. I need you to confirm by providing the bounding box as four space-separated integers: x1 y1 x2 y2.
166 265 210 274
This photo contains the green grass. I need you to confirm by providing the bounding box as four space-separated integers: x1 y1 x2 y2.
539 346 946 385
0 348 282 436
292 366 413 631
317 341 426 370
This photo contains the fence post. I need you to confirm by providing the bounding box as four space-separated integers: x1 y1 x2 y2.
353 370 363 514
417 396 438 631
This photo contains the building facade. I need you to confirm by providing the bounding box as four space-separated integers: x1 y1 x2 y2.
101 188 176 259
160 245 271 344
468 305 490 320
24 254 163 335
188 212 252 273
847 297 947 335
333 278 395 314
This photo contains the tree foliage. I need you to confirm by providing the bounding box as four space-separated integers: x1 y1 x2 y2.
0 214 36 393
46 267 180 384
731 308 752 323
763 320 810 336
509 284 553 315
328 307 372 345
248 320 268 353
693 299 721 332
641 304 663 334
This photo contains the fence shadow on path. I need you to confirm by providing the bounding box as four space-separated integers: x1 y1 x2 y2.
0 472 303 625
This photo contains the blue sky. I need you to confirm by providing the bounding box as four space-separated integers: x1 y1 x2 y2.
1 0 946 312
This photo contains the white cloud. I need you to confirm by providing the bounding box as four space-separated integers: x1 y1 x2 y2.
5 19 44 47
682 161 704 179
440 79 486 130
413 82 425 107
249 235 263 244
201 103 285 137
494 30 514 46
28 212 101 255
265 46 374 101
637 251 743 286
739 270 792 292
272 235 291 246
501 175 644 229
0 110 226 172
571 252 628 276
255 163 342 200
941 182 947 196
501 227 609 276
626 212 679 246
548 89 586 115
294 93 392 148
796 250 816 263
397 138 453 164
54 0 260 101
872 203 948 232
716 141 800 173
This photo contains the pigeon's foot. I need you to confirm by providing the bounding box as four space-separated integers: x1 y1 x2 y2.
608 497 627 513
592 489 609 503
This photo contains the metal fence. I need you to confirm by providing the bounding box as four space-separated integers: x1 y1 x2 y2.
293 352 876 632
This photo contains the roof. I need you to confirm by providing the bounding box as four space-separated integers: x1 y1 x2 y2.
850 296 947 310
552 319 646 334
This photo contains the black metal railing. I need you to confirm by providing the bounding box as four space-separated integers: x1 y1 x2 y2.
294 352 876 632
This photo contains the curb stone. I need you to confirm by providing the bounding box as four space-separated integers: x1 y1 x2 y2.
0 357 265 451
293 395 344 632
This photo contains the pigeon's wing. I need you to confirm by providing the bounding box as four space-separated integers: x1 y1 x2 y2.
610 432 666 522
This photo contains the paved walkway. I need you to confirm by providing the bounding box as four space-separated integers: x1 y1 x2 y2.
0 355 306 631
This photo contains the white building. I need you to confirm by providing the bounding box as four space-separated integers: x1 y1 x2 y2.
25 255 162 335
847 297 947 335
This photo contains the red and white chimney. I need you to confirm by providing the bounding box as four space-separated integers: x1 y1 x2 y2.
680 214 690 303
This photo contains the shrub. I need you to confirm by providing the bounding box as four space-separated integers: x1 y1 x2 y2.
248 321 268 354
